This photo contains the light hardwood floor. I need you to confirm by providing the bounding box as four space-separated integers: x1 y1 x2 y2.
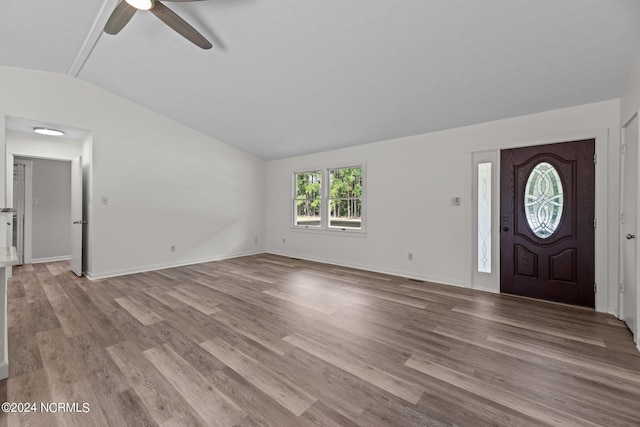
1 254 639 426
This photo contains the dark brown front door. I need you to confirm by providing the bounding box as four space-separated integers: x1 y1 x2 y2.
500 139 595 307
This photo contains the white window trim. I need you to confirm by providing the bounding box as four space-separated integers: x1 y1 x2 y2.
291 163 367 234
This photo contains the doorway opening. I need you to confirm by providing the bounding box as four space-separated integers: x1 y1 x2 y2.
13 157 72 266
5 116 92 277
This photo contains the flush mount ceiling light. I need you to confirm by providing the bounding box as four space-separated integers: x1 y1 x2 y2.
33 127 65 137
125 0 153 10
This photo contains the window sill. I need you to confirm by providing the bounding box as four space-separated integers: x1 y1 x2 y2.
289 226 367 237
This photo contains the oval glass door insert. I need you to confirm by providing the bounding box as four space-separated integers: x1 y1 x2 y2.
524 162 564 238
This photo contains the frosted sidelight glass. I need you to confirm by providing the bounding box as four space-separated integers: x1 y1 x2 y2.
478 163 491 273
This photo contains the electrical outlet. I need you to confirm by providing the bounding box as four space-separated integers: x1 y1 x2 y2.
408 252 413 261
170 245 176 252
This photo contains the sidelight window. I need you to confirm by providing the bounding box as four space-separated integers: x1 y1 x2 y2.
472 150 497 288
477 162 492 273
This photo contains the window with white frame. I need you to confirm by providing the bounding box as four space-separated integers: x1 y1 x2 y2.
294 170 322 227
293 165 364 231
329 167 363 229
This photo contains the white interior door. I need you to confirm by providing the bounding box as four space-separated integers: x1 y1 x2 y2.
70 156 83 276
622 114 639 340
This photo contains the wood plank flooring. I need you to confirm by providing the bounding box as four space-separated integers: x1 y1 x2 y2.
1 254 639 426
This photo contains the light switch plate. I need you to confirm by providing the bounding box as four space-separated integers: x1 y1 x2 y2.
101 196 109 205
451 197 461 206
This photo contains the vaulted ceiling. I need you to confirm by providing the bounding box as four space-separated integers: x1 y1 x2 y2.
2 1 640 159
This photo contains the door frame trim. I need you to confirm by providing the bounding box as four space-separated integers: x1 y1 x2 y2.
465 128 610 313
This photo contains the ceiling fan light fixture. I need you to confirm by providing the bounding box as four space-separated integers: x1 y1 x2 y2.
125 0 153 10
33 127 65 137
105 0 213 49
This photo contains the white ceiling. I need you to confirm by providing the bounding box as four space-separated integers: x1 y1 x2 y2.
2 1 640 160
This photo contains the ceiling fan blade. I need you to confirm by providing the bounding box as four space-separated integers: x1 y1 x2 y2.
104 0 137 35
150 2 213 49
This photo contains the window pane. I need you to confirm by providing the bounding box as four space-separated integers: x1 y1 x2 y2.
296 171 322 199
524 162 563 238
478 162 491 273
295 199 321 226
330 167 362 199
329 199 362 229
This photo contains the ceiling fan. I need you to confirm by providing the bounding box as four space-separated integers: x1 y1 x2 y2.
104 0 213 49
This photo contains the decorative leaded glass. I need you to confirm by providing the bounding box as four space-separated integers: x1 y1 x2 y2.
477 163 491 273
524 162 564 238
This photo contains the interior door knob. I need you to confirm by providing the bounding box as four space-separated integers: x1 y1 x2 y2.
626 233 636 240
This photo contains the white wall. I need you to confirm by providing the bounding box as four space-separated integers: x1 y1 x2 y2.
266 99 621 314
0 66 266 278
24 158 71 261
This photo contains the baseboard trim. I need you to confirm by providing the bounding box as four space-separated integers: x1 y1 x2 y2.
31 256 71 264
266 249 467 289
85 250 266 280
472 285 499 294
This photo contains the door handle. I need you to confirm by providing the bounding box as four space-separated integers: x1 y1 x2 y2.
73 220 87 225
626 233 636 240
